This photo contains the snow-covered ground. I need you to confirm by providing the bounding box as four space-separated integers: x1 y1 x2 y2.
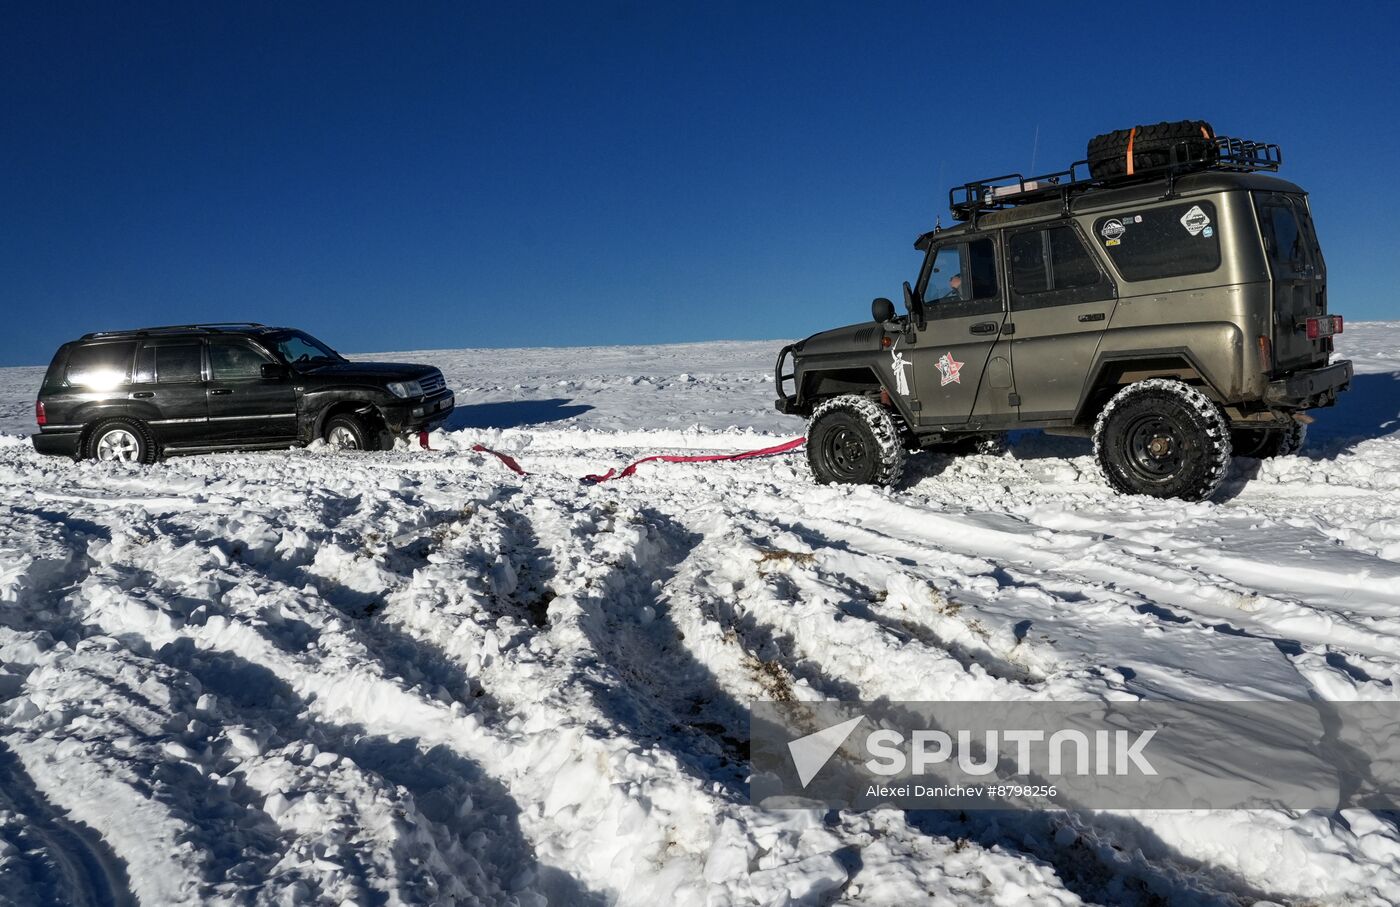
1 325 1398 905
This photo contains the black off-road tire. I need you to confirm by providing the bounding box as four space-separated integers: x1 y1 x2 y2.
85 417 158 465
807 395 905 487
323 413 381 452
1093 380 1231 501
1231 422 1307 459
1087 120 1216 179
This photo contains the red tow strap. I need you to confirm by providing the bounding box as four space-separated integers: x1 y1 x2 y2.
420 430 805 483
581 437 807 484
471 443 528 475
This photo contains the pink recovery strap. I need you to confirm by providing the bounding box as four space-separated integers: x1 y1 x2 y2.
420 429 805 482
581 437 807 484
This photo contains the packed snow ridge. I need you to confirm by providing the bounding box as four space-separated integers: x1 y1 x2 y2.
1 325 1399 905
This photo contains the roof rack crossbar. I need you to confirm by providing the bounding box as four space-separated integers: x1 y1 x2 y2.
80 322 267 340
947 134 1282 221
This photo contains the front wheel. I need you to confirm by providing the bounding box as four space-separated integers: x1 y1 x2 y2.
324 414 377 452
806 395 905 487
1093 380 1231 501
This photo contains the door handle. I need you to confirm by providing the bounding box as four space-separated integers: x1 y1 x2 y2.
130 391 154 399
1078 312 1106 323
970 321 999 335
210 388 233 396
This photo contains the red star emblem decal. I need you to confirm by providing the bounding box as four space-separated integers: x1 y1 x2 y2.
937 352 964 386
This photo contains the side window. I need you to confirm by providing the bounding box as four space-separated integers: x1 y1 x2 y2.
134 342 203 384
209 338 273 380
64 342 136 389
1093 201 1221 281
922 238 1000 307
1008 224 1110 308
925 245 966 303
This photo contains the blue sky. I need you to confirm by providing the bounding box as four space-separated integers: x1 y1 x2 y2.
2 1 1397 365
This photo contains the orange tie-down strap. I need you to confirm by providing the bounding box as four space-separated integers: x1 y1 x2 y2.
1125 124 1214 176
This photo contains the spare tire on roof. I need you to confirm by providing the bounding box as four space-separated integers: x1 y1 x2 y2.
1087 120 1217 179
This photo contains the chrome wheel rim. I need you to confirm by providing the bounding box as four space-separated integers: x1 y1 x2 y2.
96 429 140 462
327 426 360 450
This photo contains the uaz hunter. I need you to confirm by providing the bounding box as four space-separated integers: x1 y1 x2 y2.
775 120 1351 501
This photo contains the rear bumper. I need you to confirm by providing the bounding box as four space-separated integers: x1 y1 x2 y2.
31 430 82 459
381 390 454 433
1263 360 1353 408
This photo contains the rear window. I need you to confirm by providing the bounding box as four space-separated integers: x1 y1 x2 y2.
1093 201 1221 281
1009 226 1102 294
134 342 203 384
64 342 136 389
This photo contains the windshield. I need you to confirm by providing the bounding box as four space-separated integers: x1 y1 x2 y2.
270 331 345 368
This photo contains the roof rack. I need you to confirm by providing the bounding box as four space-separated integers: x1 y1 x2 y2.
80 322 267 340
947 135 1282 224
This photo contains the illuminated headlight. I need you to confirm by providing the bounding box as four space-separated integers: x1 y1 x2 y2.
387 380 424 398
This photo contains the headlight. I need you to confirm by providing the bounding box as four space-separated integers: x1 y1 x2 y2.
387 380 424 398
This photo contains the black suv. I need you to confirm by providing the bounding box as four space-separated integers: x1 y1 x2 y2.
32 323 455 463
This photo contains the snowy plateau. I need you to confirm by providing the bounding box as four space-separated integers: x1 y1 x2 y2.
1 324 1399 907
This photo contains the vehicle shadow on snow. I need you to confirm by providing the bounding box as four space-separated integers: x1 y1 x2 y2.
158 644 607 906
906 809 1304 906
1303 371 1400 455
443 398 594 431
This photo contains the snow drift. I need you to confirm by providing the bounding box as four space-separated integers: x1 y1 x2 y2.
1 325 1399 905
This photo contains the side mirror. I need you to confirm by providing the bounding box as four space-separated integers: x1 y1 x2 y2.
871 297 896 323
261 363 289 380
903 281 926 330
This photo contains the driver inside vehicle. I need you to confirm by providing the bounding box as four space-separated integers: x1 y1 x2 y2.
927 245 968 303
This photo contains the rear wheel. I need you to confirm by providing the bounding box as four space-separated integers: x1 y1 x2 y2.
87 418 157 464
1093 380 1231 501
1231 422 1307 459
807 395 905 487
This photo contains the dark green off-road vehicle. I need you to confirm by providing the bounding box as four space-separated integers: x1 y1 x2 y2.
775 121 1352 501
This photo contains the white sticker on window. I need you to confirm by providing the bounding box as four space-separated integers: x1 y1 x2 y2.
1180 205 1211 236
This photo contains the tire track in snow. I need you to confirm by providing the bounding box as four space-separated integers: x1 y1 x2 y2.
376 486 1089 905
68 512 603 903
757 488 1400 691
0 741 134 907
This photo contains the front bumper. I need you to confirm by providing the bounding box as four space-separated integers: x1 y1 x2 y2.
1263 360 1353 408
31 429 82 459
381 390 455 433
774 344 800 414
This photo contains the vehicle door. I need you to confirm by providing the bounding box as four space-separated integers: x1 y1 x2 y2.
902 236 1008 429
1256 192 1327 372
132 338 209 445
204 336 300 443
1003 221 1117 419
